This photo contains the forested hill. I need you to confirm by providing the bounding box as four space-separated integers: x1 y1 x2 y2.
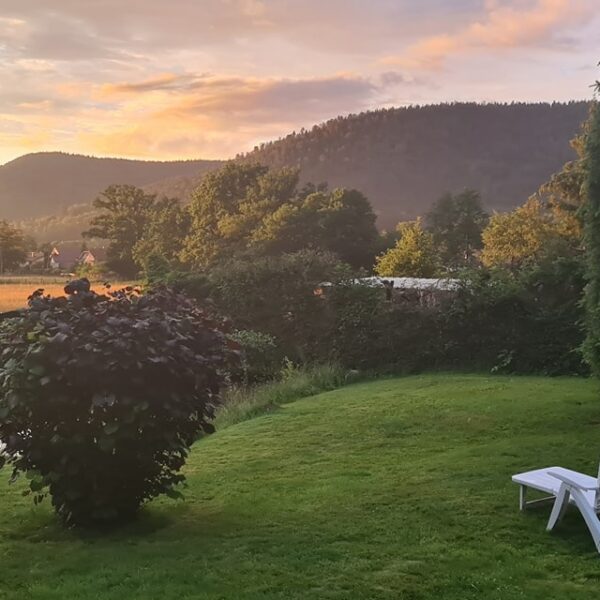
240 102 589 227
0 152 222 220
2 102 590 230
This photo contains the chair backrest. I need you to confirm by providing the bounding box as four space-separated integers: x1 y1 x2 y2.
595 462 600 511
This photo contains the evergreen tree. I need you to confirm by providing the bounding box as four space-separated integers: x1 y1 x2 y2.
425 189 488 268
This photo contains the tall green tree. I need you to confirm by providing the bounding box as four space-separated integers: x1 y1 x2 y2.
181 163 378 269
0 220 26 274
132 197 190 269
180 163 274 267
84 185 181 277
583 98 600 375
425 189 488 268
375 219 438 277
251 188 378 268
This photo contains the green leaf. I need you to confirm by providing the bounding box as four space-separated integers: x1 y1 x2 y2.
29 479 45 492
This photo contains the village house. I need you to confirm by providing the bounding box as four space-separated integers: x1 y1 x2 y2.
49 246 107 272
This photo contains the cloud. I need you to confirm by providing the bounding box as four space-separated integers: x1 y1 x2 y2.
384 0 593 70
0 0 597 164
77 73 383 158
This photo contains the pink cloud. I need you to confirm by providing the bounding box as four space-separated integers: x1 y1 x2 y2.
384 0 593 70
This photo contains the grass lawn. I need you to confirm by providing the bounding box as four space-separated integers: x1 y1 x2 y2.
1 374 600 599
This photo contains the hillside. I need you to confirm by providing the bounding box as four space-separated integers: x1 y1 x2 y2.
0 152 222 221
142 102 590 228
2 103 590 231
243 101 590 227
0 374 598 598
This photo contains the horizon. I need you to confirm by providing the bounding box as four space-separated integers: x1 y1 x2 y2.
1 0 598 165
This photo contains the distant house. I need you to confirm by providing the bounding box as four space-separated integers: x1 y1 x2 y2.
80 248 107 266
50 246 107 272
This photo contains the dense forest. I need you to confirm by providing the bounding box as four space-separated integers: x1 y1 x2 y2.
0 152 222 221
240 101 589 227
1 102 589 239
144 102 590 228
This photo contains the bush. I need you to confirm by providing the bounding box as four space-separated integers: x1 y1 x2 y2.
445 257 586 375
228 330 281 383
0 285 238 526
323 282 444 371
197 250 352 362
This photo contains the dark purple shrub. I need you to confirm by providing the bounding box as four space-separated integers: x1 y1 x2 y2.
0 285 238 526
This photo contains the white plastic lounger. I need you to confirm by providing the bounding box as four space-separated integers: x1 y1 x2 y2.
512 464 600 553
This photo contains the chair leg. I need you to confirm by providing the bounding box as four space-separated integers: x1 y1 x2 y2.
547 484 570 531
570 488 600 554
519 485 527 511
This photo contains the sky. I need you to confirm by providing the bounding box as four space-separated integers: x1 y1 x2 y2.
0 0 598 165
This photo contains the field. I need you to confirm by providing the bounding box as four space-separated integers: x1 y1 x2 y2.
0 277 137 312
1 374 600 599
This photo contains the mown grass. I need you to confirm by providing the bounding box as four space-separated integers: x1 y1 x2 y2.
1 374 600 599
0 278 137 312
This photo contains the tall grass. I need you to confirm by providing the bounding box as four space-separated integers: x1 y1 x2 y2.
215 363 352 430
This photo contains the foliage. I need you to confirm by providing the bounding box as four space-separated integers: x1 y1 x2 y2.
215 362 348 429
323 281 443 371
0 285 237 526
73 261 106 280
0 220 26 273
425 189 488 268
197 250 351 362
132 197 190 268
582 102 600 376
251 187 378 268
480 198 578 269
375 219 438 277
84 185 186 278
142 253 173 286
228 330 281 384
181 163 378 269
536 132 587 239
446 256 586 375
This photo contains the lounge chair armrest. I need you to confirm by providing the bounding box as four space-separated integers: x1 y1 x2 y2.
548 470 598 491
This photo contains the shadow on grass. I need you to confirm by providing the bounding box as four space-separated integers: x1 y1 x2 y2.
3 499 240 546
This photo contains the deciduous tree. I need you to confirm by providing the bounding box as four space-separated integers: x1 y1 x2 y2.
582 98 600 375
0 220 26 273
375 219 438 277
84 185 183 277
480 198 576 269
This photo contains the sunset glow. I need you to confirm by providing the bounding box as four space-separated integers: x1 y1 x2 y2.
0 0 598 164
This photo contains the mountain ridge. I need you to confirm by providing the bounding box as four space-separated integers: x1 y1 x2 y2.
2 102 590 234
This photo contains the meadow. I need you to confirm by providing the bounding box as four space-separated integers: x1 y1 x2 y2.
0 277 136 312
1 374 599 599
